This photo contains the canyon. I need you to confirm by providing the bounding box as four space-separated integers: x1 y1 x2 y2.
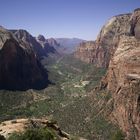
0 8 139 140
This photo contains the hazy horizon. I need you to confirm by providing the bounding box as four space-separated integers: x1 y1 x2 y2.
0 0 140 40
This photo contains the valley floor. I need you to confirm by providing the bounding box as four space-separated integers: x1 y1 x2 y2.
0 55 123 140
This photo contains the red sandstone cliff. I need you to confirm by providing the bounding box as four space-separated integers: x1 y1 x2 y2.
100 9 140 140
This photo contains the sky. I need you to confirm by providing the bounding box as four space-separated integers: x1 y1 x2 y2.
0 0 140 40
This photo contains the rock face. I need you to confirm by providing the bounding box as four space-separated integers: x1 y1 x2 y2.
100 9 140 140
104 36 140 140
75 14 131 67
0 27 49 90
75 41 97 63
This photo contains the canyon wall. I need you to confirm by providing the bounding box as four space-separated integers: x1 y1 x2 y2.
100 9 140 140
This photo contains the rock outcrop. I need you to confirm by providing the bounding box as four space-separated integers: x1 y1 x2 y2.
100 9 140 140
0 118 87 140
0 27 49 90
0 118 70 140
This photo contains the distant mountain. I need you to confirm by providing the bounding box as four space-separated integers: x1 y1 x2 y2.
54 38 85 54
10 30 58 59
36 35 59 58
10 30 84 55
0 27 49 90
46 37 60 48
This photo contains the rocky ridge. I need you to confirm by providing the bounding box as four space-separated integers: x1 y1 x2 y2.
0 27 49 90
11 30 58 59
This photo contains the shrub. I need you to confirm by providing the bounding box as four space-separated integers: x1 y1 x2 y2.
8 133 21 140
111 130 125 140
8 128 56 140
